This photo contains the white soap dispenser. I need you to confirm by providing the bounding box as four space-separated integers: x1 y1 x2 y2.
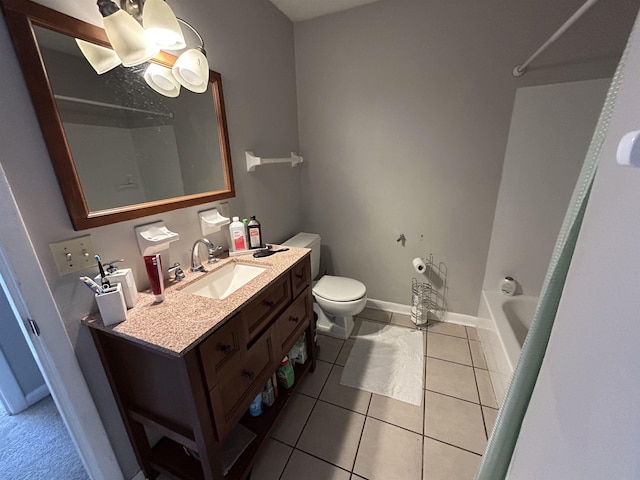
500 276 517 296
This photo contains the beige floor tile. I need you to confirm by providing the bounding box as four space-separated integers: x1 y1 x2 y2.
424 391 487 455
390 312 415 328
427 333 472 365
426 358 479 403
251 438 293 480
482 406 498 438
297 360 332 398
297 401 365 471
351 476 367 479
367 394 424 434
475 369 498 408
270 394 315 446
316 335 345 363
357 308 391 323
281 449 351 480
353 418 423 480
427 321 467 338
320 365 371 414
469 341 487 369
466 326 480 341
335 338 355 366
423 437 481 480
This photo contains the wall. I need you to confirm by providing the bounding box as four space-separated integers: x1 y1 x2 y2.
507 18 640 478
294 0 636 315
0 0 299 476
482 79 610 297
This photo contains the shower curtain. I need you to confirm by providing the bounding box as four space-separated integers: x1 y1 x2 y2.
474 18 636 480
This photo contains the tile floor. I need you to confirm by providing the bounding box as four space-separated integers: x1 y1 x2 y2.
251 308 499 480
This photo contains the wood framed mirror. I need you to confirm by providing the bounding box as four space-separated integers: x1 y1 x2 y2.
1 0 235 230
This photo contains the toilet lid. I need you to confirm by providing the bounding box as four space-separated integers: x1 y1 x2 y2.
313 275 366 302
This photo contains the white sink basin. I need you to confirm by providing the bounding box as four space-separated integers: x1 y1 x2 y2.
182 262 267 300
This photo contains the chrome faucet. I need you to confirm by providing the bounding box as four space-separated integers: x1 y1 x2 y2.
190 238 222 272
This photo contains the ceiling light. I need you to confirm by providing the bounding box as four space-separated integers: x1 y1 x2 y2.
142 0 186 50
172 46 209 93
75 39 121 74
97 0 159 67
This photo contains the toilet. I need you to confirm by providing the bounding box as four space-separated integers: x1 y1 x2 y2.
282 233 367 339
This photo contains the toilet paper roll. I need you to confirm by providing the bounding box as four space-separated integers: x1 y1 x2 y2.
412 257 426 273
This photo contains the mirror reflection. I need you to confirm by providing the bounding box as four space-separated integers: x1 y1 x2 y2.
34 26 226 212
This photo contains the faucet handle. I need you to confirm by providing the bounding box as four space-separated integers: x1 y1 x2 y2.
167 262 185 281
207 245 223 264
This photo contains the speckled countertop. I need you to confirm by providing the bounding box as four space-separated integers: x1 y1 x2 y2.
82 246 310 357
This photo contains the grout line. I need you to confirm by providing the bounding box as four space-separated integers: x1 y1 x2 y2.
425 353 474 368
366 412 424 437
276 438 296 480
423 434 483 457
290 447 353 476
425 388 482 407
467 333 489 440
350 395 374 474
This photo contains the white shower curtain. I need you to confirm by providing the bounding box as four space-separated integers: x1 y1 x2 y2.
474 16 637 480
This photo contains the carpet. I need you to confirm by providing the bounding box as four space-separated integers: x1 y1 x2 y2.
0 396 88 480
341 320 425 406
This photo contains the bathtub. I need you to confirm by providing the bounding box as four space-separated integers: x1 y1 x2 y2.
477 290 538 405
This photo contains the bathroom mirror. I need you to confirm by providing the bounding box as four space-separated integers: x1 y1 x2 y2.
1 0 235 230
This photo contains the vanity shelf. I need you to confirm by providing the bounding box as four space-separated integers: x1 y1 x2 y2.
245 151 303 172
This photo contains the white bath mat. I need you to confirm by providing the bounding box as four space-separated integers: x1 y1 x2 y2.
340 320 425 406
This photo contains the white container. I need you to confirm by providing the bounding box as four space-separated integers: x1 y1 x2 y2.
500 276 517 296
229 216 247 252
97 268 138 309
95 283 127 326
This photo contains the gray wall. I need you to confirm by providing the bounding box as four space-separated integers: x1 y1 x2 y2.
0 0 299 476
482 78 610 297
294 0 636 315
508 19 640 478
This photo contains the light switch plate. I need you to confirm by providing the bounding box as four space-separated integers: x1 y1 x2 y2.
49 235 97 276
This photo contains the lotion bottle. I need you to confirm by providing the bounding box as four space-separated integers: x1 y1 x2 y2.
229 216 247 251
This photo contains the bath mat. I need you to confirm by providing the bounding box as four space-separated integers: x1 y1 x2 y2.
341 320 425 406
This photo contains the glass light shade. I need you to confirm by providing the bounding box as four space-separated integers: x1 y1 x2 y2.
172 48 209 93
142 0 186 50
102 9 159 67
75 39 121 74
144 63 181 97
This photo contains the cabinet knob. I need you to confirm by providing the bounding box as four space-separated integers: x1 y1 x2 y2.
264 300 274 307
295 272 304 279
218 344 232 355
290 316 300 323
242 370 255 380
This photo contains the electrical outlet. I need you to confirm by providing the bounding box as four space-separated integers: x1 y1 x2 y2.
49 235 97 276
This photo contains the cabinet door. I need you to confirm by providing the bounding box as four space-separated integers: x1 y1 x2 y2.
290 256 311 299
275 287 311 358
242 275 291 343
199 315 243 388
209 330 275 440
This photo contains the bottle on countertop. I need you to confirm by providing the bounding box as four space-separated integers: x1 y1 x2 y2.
242 218 249 247
500 276 517 296
229 216 247 251
247 215 262 249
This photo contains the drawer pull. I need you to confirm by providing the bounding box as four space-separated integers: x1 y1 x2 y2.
295 272 304 279
218 344 233 355
289 316 300 323
242 370 255 380
264 300 275 307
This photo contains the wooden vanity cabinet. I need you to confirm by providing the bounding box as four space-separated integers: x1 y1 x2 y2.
89 255 315 480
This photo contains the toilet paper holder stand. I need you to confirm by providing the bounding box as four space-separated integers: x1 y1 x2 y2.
411 253 448 328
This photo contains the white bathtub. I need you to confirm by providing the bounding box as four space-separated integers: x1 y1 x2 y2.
477 290 538 405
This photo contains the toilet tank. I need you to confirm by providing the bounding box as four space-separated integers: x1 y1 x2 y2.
282 232 321 280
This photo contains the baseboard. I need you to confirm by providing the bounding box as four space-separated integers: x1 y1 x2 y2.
366 298 478 327
25 383 50 407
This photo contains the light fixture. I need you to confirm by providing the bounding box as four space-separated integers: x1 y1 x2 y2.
144 63 180 97
142 0 185 50
75 39 121 74
97 0 159 67
88 0 209 97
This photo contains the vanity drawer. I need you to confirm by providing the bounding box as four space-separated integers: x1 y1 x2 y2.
199 315 242 388
243 274 291 343
209 330 275 440
290 256 311 299
275 287 311 357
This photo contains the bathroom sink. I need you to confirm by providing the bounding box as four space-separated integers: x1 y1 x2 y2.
182 262 267 300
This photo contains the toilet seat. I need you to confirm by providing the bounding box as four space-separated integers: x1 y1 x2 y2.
313 275 366 302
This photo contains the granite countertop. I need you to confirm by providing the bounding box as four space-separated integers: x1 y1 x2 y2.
82 246 310 357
